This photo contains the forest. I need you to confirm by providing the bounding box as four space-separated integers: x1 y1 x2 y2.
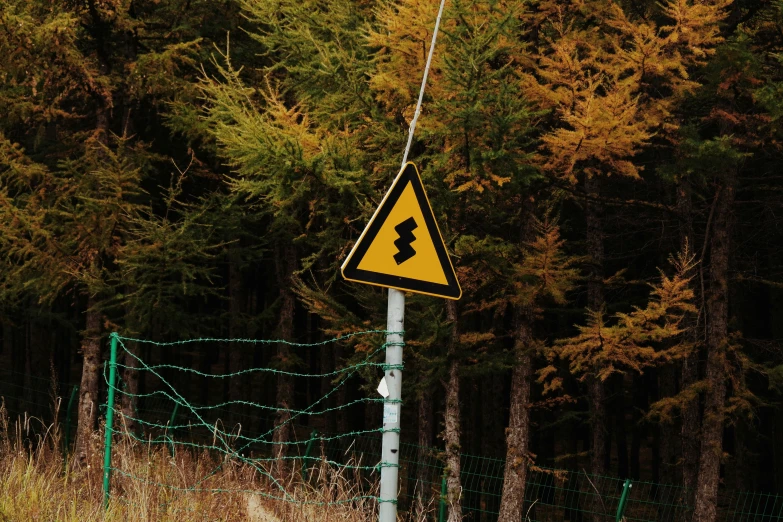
1 0 783 521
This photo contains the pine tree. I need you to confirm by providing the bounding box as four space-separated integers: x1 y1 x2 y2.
198 0 380 463
521 0 731 494
0 0 231 461
554 249 697 381
499 211 578 522
658 7 783 511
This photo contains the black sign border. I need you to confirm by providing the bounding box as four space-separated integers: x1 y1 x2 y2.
342 163 461 300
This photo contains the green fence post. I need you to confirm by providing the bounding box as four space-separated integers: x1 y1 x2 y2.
615 479 632 522
102 333 119 510
165 402 180 456
301 430 317 482
168 401 180 427
64 385 78 456
439 473 447 522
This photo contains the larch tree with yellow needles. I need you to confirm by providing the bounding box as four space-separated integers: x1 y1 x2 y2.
520 3 731 516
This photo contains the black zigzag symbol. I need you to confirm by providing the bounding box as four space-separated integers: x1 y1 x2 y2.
393 217 418 265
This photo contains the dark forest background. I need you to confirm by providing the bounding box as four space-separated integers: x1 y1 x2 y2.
1 1 783 521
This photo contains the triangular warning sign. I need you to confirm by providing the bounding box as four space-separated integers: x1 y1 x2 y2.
341 163 461 300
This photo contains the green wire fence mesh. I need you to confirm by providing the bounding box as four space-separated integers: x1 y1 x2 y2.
1 332 782 521
100 330 401 510
317 431 783 522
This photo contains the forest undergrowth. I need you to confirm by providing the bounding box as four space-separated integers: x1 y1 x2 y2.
0 401 383 522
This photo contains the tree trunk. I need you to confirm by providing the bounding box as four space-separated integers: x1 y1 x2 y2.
693 179 734 522
587 377 608 473
658 366 677 485
416 376 434 519
119 294 139 434
443 300 463 522
320 340 337 434
631 373 649 481
678 178 701 506
228 244 245 427
272 244 296 477
119 338 139 435
1 314 17 415
198 343 211 408
614 375 629 479
23 319 33 414
585 175 608 522
247 286 263 435
335 344 348 436
13 314 25 415
75 296 102 464
1 314 11 385
498 307 533 522
72 29 111 461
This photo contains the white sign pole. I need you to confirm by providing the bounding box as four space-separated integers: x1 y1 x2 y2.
379 288 405 522
378 2 446 520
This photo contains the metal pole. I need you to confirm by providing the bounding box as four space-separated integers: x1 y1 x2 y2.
439 473 447 522
168 401 180 427
378 3 441 517
615 479 632 522
379 288 404 522
301 430 317 482
103 333 118 510
162 401 181 456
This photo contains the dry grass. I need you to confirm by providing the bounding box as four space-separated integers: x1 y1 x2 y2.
0 401 384 522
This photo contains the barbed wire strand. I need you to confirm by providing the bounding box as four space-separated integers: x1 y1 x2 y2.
105 330 404 508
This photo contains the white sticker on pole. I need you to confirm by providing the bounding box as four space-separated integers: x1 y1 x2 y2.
383 403 399 424
377 377 390 398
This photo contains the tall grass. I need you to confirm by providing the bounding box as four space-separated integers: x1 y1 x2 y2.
0 400 390 521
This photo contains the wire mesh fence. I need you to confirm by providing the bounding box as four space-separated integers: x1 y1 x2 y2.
99 330 400 510
1 346 782 521
317 433 782 522
720 491 783 522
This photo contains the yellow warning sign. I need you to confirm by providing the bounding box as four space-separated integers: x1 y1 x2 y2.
341 163 461 300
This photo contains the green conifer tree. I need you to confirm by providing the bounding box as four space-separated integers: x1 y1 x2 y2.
0 0 230 461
